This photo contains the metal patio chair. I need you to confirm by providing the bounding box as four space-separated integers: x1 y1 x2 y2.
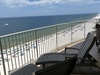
35 32 97 68
35 57 77 75
9 57 77 75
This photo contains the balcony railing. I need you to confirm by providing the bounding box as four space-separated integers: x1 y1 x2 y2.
0 19 99 75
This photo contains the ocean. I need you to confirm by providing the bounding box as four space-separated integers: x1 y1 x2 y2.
0 13 97 36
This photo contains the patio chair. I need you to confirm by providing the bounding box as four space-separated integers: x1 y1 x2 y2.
9 57 77 75
35 57 77 75
35 32 97 68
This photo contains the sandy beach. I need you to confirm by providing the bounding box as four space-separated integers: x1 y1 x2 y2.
0 14 100 75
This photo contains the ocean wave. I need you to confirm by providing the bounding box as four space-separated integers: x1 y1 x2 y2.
0 23 9 27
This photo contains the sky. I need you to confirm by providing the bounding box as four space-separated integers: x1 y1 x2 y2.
0 0 100 18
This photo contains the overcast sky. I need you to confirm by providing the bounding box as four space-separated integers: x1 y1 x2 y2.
0 0 100 18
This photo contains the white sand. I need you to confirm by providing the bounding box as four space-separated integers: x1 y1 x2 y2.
0 14 100 75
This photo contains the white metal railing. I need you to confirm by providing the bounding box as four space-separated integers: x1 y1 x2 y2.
0 19 99 75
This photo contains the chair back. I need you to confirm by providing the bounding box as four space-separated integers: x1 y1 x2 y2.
96 28 100 44
35 57 77 75
77 32 96 63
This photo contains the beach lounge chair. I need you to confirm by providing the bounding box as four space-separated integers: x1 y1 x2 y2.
35 57 77 75
9 57 77 75
35 32 97 68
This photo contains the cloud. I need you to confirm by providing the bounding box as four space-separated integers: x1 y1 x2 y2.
0 0 100 7
0 0 64 7
87 0 100 4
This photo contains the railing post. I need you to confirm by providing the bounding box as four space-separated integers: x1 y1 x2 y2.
84 21 86 39
71 23 73 43
35 30 38 59
0 38 6 75
56 26 58 49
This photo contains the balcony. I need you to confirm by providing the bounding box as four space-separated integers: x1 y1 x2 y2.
0 19 100 75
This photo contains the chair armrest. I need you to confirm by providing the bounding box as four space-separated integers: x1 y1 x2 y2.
65 47 79 54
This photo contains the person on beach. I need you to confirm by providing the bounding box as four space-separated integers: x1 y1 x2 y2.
95 23 100 29
95 23 100 53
